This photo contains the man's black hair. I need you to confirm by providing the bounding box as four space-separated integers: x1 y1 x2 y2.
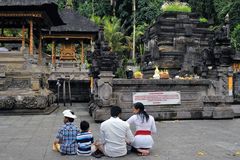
80 121 90 131
110 106 122 117
67 111 75 122
68 117 74 122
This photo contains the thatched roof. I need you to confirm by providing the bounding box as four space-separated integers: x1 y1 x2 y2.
0 0 56 6
0 0 64 26
50 9 99 33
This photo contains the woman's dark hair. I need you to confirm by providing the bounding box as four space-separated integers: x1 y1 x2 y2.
111 106 122 117
80 121 90 131
134 102 149 122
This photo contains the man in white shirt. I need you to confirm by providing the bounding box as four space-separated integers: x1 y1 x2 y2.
97 106 134 158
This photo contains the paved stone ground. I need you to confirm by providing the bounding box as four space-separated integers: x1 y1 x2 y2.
0 103 240 160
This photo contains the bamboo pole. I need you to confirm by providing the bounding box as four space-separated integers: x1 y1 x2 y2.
132 0 136 60
38 33 42 65
22 25 25 48
29 20 34 55
52 40 56 65
81 41 84 65
91 37 94 52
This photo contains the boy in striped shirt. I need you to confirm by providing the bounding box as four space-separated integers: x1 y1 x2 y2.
76 121 94 156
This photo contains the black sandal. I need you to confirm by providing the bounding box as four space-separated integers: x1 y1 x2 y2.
91 149 104 158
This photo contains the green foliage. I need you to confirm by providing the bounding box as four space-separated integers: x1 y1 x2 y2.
57 0 79 10
85 60 91 69
188 0 215 20
135 23 148 39
213 0 240 28
229 1 240 29
94 0 112 17
55 0 240 60
199 17 208 23
77 0 113 17
231 24 240 51
90 15 102 26
125 23 148 55
46 44 52 53
91 16 126 53
161 1 191 13
115 67 126 78
208 25 221 31
116 0 132 33
66 0 73 8
57 0 65 9
4 29 21 37
103 16 125 53
213 0 233 23
116 0 163 34
136 0 164 25
78 1 93 18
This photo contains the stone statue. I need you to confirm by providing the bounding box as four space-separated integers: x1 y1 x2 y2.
153 66 160 79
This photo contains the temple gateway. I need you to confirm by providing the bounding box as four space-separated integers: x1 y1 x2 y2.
43 8 98 103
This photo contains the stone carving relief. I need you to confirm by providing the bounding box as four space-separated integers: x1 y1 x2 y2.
0 97 15 109
15 96 48 109
98 82 112 101
9 79 31 88
5 64 15 72
0 65 6 77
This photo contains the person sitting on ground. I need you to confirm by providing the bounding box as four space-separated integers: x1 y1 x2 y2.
94 106 134 158
76 120 95 156
53 109 79 155
127 102 157 156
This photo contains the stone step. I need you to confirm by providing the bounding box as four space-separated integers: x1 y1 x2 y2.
0 51 22 56
0 80 5 91
231 105 240 117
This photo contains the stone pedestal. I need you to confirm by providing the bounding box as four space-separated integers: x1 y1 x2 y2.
97 71 114 106
0 50 57 114
31 80 40 91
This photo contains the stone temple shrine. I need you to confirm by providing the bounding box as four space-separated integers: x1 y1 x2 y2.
88 12 239 121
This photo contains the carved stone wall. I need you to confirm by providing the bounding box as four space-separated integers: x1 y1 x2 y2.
89 78 234 121
141 12 234 80
0 90 56 110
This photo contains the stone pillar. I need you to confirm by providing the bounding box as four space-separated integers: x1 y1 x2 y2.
31 74 41 91
97 71 114 106
217 67 228 96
